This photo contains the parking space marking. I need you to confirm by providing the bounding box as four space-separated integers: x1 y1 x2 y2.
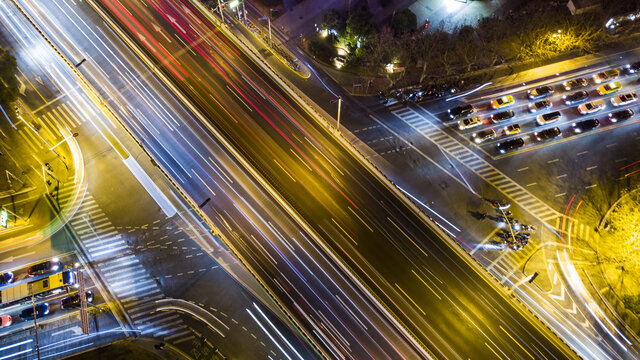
526 183 537 187
390 105 561 223
585 184 597 189
517 167 529 172
577 151 589 156
586 166 598 171
555 193 566 197
547 158 559 164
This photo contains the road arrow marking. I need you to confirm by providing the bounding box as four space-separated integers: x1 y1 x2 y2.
549 283 565 301
51 326 82 337
15 75 26 96
0 251 35 263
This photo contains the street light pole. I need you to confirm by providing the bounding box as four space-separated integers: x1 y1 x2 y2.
268 16 271 47
336 96 342 132
217 0 224 22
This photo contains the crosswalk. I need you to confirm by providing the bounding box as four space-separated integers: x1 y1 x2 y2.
391 105 561 224
58 189 194 344
19 102 84 153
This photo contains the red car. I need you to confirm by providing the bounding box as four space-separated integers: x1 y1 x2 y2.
0 315 11 328
27 258 61 277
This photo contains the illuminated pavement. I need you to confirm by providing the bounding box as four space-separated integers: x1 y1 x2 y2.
27 0 583 358
0 1 320 358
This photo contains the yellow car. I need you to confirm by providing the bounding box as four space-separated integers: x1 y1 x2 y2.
597 81 622 95
491 95 515 109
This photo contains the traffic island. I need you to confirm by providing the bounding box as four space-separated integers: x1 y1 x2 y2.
0 104 86 252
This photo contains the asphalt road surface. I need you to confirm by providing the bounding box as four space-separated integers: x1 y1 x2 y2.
71 0 583 358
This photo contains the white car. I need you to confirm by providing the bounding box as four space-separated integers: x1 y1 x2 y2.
458 116 482 130
611 93 638 107
577 100 605 115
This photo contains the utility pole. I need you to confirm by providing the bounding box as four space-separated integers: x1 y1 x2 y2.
268 16 271 47
217 0 224 22
29 284 42 360
336 96 342 132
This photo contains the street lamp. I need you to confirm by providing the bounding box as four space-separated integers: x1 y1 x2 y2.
331 96 342 132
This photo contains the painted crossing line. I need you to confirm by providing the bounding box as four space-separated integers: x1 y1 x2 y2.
66 192 192 343
392 106 561 223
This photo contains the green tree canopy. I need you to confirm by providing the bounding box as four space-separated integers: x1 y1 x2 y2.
344 4 377 47
390 9 417 36
321 9 345 32
0 47 18 107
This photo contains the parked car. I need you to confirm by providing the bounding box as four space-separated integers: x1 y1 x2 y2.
626 62 640 73
496 138 524 153
608 109 634 122
448 104 474 119
27 258 61 277
0 315 11 328
490 95 515 109
60 291 94 310
472 129 496 143
536 111 562 125
611 92 638 106
504 124 521 135
20 303 49 320
0 272 13 286
528 99 552 113
562 78 588 91
527 85 554 100
458 116 482 130
577 100 605 115
491 110 515 123
534 127 562 141
596 81 622 95
573 119 600 133
593 68 620 84
563 91 589 105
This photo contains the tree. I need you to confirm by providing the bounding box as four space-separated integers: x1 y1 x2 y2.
344 4 377 48
599 191 640 280
390 9 417 36
0 47 18 107
321 9 345 32
366 26 397 73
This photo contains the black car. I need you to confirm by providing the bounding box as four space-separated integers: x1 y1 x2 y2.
60 291 94 310
0 272 13 286
563 91 589 105
20 303 49 320
528 99 552 113
527 85 554 100
627 62 640 74
562 78 588 91
534 127 561 141
609 109 634 123
491 110 515 123
448 104 474 119
573 119 600 133
496 138 525 153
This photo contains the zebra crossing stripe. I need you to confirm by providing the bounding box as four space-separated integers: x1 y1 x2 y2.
55 105 81 127
137 315 181 328
18 130 41 152
37 115 59 140
60 103 83 125
164 328 191 341
48 108 74 130
392 106 561 222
